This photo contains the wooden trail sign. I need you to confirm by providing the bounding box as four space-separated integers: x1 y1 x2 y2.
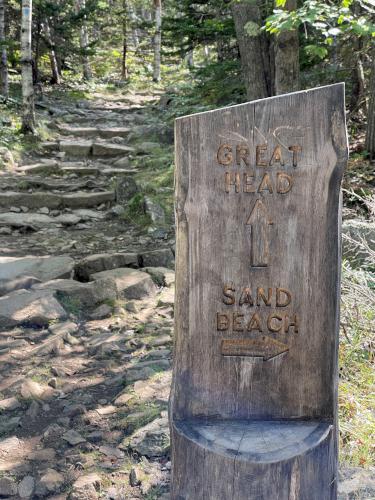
171 84 348 499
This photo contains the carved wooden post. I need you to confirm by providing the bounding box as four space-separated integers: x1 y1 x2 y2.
171 85 348 500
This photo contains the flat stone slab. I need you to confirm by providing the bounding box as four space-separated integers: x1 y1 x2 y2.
0 289 67 328
0 191 115 209
61 165 100 176
58 126 131 139
91 268 156 299
92 142 135 157
0 212 54 230
0 256 74 295
74 252 139 281
16 161 60 175
174 420 331 463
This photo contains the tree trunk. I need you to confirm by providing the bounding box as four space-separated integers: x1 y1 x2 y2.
44 18 60 84
365 53 375 161
274 0 299 95
232 1 272 101
33 14 41 84
0 0 8 98
76 0 92 80
153 0 161 82
122 0 128 79
21 0 36 134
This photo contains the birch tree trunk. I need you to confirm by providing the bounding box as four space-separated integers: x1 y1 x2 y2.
274 0 299 95
21 0 36 134
122 0 128 79
153 0 161 82
0 0 8 98
76 0 92 80
365 53 375 160
43 18 60 84
232 1 272 101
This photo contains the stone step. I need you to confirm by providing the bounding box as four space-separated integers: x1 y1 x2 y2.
92 142 135 157
57 126 131 139
16 162 136 178
0 190 115 209
0 176 106 193
59 140 135 158
0 208 107 231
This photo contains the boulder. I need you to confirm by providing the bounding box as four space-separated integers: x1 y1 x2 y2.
115 177 138 203
0 147 15 170
140 249 175 269
74 252 139 281
128 416 170 458
90 268 156 299
0 255 74 296
0 289 67 328
33 279 117 310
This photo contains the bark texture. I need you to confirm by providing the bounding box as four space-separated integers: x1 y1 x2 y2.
76 0 92 80
21 0 36 133
0 0 8 98
231 1 272 101
274 0 299 95
122 0 128 79
43 18 60 84
365 53 375 160
153 0 162 82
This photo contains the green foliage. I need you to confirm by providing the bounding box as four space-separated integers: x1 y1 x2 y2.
266 0 375 42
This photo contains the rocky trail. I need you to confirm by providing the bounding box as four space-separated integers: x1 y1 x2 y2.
0 88 372 500
0 89 173 499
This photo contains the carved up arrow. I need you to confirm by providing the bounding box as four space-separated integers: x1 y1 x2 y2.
221 337 289 361
246 199 273 268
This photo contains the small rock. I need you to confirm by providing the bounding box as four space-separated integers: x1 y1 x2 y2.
48 378 58 389
10 206 21 213
128 416 170 458
0 227 11 235
98 445 124 459
129 467 141 487
0 477 17 496
62 429 86 446
18 476 35 498
26 400 40 419
110 205 125 217
144 197 165 224
20 379 47 400
89 304 112 320
0 396 21 411
37 468 64 494
38 207 50 215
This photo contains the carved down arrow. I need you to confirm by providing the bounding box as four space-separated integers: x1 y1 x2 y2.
221 337 289 361
246 199 273 268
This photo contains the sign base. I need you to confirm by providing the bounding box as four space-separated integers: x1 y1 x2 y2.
171 419 336 499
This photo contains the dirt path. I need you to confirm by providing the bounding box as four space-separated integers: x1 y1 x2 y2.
0 89 173 499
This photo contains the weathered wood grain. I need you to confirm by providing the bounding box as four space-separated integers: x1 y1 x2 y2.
171 84 348 499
